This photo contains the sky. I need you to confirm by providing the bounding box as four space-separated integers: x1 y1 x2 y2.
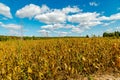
0 0 120 37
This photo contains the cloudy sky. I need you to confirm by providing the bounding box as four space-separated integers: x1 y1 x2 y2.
0 0 120 37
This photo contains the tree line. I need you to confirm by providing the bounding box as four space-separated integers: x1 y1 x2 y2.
0 31 120 41
0 35 42 41
103 31 120 38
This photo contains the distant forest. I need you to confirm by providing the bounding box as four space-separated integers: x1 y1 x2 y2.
103 31 120 38
0 31 120 41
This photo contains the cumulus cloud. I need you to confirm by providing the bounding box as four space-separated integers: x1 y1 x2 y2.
89 2 98 6
59 32 68 36
41 24 64 30
110 13 120 20
16 4 82 24
0 3 12 18
38 29 50 36
71 27 84 33
34 6 82 24
40 5 50 13
68 12 100 23
68 12 101 29
62 6 81 14
16 4 50 19
65 24 75 29
39 23 74 36
38 29 50 33
0 22 23 36
15 4 120 36
9 30 20 36
0 22 22 30
99 13 120 21
79 21 101 28
16 4 41 18
41 23 75 31
35 10 66 24
56 31 68 36
98 16 110 20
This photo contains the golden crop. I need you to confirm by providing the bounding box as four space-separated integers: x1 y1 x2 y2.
0 38 120 79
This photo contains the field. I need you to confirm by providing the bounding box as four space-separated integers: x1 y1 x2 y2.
0 38 120 80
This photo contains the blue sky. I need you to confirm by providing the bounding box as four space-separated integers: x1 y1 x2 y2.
0 0 120 37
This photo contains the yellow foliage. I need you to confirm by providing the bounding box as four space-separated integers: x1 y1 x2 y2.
0 38 120 79
28 67 32 73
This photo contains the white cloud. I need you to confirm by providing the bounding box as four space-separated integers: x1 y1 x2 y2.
68 12 120 30
35 10 66 24
68 12 100 23
65 24 75 28
16 4 81 21
68 12 101 29
3 24 22 30
38 29 50 36
15 4 120 36
110 13 120 20
9 30 19 36
99 13 120 20
89 2 98 6
71 27 84 33
34 5 82 24
41 25 53 30
0 3 12 18
62 6 81 14
0 22 23 36
98 16 110 20
79 21 101 28
102 21 115 26
57 31 68 36
0 22 22 30
41 24 64 30
38 29 50 33
16 4 41 18
40 5 50 13
41 23 75 31
16 4 50 19
39 23 75 36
